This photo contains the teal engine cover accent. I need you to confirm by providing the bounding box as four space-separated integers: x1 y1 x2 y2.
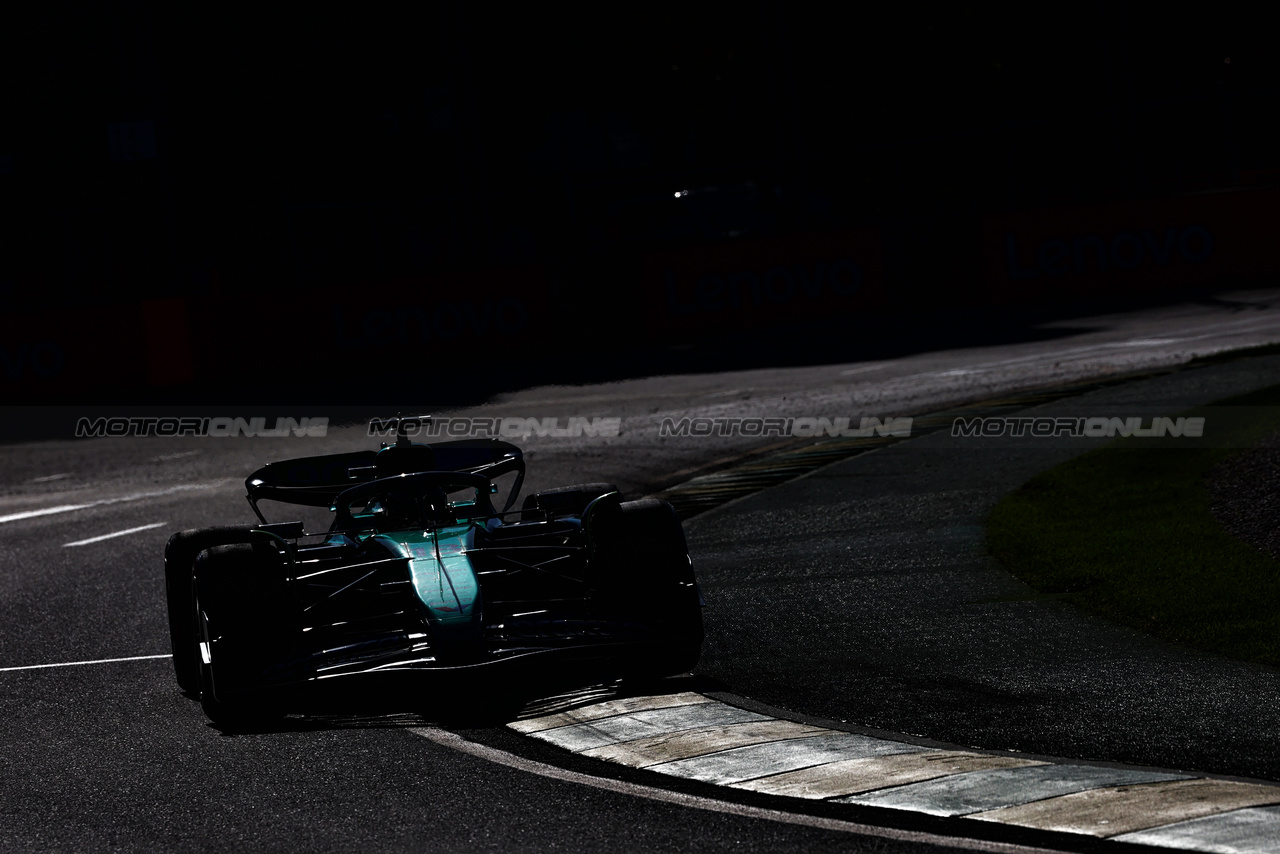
373 526 483 648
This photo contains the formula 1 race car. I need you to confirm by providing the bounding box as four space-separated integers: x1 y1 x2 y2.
163 419 703 725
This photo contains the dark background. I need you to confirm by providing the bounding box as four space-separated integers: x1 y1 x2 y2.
1 2 1275 401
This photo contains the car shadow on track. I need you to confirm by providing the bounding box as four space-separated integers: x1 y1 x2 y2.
198 673 730 737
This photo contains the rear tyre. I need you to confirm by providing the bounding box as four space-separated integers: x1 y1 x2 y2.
193 543 291 727
164 526 253 694
521 483 620 521
588 499 704 679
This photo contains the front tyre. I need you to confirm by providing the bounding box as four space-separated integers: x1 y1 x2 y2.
588 498 704 679
164 526 254 694
193 543 290 727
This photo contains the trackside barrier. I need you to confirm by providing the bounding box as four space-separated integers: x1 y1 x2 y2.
7 187 1279 401
142 298 195 385
0 302 149 396
185 265 552 388
642 228 886 339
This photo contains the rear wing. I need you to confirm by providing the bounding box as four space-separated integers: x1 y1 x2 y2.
244 439 526 520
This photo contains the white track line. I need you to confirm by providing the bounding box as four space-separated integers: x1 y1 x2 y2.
0 503 95 524
152 450 201 461
0 482 223 525
0 654 171 673
63 522 167 548
408 726 1055 854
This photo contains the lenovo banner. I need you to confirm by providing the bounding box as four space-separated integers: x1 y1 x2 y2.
985 188 1280 301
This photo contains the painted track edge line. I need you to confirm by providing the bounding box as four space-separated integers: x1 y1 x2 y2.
0 653 173 673
408 726 1060 854
63 521 167 547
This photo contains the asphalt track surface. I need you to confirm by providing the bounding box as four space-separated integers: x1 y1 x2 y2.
4 289 1280 852
689 351 1280 781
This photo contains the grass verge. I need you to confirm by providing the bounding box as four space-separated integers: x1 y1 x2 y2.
986 383 1280 668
